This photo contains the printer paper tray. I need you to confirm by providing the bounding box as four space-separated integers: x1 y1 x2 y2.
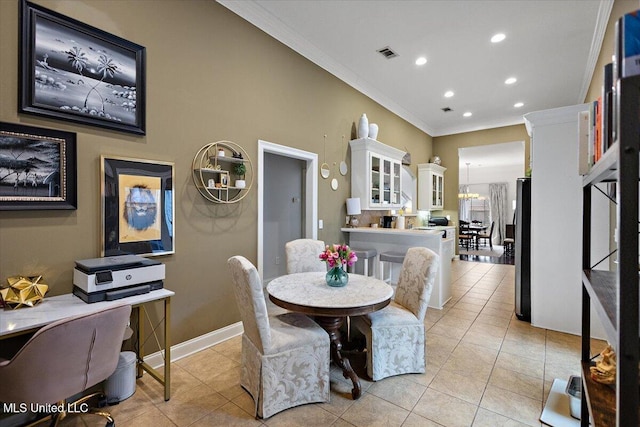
73 280 163 303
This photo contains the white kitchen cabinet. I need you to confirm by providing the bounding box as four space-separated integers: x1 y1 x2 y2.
350 138 405 210
417 163 446 211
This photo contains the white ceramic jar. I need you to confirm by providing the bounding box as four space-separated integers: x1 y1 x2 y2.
368 123 379 140
358 113 369 139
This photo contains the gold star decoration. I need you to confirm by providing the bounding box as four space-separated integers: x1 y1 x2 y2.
0 276 48 309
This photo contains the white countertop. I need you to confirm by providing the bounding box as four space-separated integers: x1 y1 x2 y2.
341 227 448 237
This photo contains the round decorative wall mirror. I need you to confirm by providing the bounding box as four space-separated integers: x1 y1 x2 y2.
339 161 348 176
339 135 348 176
320 163 330 179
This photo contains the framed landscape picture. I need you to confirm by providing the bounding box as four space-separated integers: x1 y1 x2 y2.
19 0 146 135
0 122 77 210
101 156 174 257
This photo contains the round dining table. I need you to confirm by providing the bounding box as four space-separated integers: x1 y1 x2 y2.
267 271 393 399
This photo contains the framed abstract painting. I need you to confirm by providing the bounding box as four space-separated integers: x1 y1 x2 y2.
101 156 174 257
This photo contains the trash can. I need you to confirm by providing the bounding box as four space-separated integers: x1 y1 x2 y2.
104 351 137 404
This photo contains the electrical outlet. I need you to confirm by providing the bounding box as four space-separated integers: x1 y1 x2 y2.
319 219 324 229
275 256 280 265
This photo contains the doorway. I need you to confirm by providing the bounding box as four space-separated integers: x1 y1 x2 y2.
458 141 524 264
258 140 318 281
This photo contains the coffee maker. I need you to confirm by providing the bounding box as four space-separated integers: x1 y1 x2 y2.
382 216 394 228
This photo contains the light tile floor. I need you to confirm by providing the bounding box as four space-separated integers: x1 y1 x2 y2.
63 260 606 427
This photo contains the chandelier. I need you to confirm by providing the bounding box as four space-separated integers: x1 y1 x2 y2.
458 162 479 199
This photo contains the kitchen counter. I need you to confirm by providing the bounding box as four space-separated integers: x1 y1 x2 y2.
343 225 455 239
341 226 455 309
342 227 444 237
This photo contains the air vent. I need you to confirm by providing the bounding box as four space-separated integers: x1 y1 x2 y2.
441 107 453 112
377 46 398 59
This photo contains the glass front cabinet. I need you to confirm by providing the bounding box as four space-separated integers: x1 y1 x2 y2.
350 138 405 210
417 163 446 211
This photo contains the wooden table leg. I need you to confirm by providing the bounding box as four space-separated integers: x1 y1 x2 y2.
314 316 361 400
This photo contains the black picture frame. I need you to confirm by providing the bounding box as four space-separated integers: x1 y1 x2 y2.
19 0 146 135
101 156 174 257
0 122 77 211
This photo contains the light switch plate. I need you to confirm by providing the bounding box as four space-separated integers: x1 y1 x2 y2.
319 219 324 229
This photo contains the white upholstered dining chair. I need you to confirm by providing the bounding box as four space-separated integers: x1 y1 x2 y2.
353 247 439 381
265 238 327 316
285 239 326 274
227 256 330 419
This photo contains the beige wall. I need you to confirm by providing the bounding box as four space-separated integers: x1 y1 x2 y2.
432 124 530 228
0 0 431 345
585 0 640 103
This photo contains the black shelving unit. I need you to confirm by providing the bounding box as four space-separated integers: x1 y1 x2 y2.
581 75 640 426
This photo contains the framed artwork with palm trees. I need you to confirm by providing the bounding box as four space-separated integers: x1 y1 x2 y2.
19 0 146 135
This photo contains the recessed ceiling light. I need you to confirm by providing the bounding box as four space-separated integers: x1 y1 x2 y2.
505 77 517 85
444 91 454 98
491 33 506 43
415 56 427 66
514 102 524 108
463 112 472 117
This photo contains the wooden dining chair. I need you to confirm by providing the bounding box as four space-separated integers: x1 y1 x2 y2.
503 224 515 255
476 221 495 249
458 222 474 250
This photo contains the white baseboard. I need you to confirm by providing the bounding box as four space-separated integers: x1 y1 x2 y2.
144 321 243 369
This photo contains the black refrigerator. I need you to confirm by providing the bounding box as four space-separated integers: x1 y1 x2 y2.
515 177 531 321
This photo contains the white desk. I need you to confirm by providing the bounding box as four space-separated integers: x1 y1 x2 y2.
0 289 174 401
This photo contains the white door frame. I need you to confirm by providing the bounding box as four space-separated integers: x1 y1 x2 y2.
258 140 318 279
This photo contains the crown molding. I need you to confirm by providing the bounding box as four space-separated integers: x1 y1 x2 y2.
217 0 435 136
578 0 614 103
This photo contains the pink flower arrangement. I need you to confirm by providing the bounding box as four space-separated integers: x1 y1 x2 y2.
319 244 357 269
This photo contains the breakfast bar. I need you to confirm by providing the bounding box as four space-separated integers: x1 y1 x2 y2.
341 226 455 309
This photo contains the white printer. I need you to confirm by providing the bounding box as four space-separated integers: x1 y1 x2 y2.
73 255 164 303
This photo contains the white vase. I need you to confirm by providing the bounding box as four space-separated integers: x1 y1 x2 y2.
369 123 379 140
235 179 246 189
358 113 369 139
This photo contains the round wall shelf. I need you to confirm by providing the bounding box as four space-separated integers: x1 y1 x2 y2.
192 141 253 203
